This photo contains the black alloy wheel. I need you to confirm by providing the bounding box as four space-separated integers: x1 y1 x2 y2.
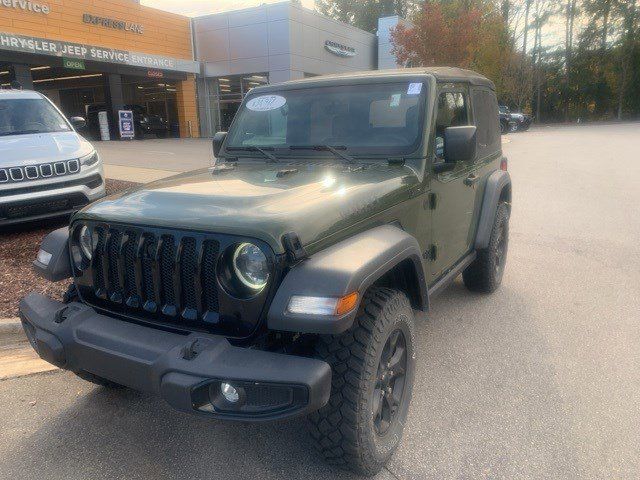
373 329 407 436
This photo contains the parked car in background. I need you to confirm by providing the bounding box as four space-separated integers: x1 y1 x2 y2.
499 105 516 134
500 105 533 132
0 90 105 227
124 104 170 139
86 103 169 140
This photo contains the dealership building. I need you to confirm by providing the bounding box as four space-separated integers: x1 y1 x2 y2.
0 0 405 139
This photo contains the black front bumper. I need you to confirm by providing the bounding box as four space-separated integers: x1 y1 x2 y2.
19 293 332 421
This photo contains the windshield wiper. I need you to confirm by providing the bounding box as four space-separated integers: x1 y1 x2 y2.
289 145 355 164
226 146 279 163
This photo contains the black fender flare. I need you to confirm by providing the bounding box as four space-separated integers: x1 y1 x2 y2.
267 225 428 335
475 169 512 250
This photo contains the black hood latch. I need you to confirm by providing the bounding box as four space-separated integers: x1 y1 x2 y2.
282 232 308 264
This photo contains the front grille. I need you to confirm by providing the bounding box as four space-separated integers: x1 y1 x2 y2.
0 159 80 185
74 222 278 338
83 225 222 328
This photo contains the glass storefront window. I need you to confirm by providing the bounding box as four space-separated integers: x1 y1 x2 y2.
121 76 181 138
204 73 269 135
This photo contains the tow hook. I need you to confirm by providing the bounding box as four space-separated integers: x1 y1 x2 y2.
182 338 213 360
54 305 82 324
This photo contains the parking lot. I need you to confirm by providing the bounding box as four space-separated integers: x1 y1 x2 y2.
1 123 640 479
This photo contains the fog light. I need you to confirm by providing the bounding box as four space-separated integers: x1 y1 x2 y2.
221 382 240 403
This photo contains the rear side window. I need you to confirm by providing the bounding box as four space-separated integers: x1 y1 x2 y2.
472 89 501 158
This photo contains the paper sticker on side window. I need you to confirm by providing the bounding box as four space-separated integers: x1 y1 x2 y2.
246 95 287 112
407 83 422 95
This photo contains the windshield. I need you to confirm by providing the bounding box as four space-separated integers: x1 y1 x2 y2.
0 98 72 137
226 82 427 157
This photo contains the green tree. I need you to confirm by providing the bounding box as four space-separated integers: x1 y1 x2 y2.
316 0 419 32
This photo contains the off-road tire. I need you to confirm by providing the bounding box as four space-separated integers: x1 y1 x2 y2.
463 202 510 293
308 287 416 477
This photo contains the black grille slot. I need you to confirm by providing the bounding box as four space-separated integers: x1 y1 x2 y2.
25 166 39 179
141 235 156 306
40 164 53 177
93 227 106 294
160 235 177 308
180 237 198 311
202 240 220 313
123 232 139 301
107 230 123 302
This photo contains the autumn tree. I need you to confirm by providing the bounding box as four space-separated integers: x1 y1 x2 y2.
390 3 482 68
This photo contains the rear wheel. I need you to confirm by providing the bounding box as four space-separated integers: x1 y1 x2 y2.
463 202 510 293
308 287 416 477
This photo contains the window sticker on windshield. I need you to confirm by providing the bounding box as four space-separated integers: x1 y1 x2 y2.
407 83 422 95
390 94 401 108
246 95 287 112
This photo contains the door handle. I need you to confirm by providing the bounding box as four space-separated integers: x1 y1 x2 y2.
464 174 479 187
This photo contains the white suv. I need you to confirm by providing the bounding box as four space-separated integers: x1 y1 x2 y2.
0 89 105 227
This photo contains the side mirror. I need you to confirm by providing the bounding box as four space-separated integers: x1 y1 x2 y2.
444 126 477 163
213 131 227 158
69 116 86 130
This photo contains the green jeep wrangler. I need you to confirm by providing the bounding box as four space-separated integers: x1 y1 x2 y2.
20 68 511 476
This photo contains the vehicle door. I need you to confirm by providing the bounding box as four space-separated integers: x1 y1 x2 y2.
468 87 503 240
429 85 478 281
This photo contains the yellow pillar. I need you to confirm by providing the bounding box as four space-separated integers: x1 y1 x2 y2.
176 75 200 138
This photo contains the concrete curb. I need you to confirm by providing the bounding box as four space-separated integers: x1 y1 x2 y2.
0 317 26 348
0 317 22 335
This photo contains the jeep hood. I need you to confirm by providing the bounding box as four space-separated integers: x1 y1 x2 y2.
77 162 420 254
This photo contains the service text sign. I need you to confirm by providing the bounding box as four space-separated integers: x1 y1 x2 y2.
0 31 200 74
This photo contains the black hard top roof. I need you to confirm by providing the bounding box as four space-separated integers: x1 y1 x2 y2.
253 67 495 93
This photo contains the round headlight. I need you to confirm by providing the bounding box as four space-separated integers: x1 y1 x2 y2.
232 243 269 290
79 225 93 261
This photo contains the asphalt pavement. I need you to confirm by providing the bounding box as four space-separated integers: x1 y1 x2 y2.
2 123 640 479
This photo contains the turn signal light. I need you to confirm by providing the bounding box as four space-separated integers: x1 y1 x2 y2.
500 158 508 171
287 292 360 316
336 292 359 315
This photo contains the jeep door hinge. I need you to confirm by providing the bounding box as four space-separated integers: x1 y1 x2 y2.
424 244 438 262
428 193 438 210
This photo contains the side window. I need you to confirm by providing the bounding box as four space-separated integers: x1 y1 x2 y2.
472 89 501 158
435 91 469 159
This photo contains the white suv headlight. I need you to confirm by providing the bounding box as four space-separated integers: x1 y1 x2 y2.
79 151 99 166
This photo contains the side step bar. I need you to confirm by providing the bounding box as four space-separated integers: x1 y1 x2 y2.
427 252 477 299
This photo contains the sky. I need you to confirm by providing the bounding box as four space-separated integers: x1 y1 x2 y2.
141 0 315 17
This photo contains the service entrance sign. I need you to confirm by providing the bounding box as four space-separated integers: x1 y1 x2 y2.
118 110 135 140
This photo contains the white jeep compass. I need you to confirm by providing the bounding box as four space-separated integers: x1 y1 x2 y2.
0 89 105 227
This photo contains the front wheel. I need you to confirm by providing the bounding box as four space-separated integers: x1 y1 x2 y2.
308 287 416 477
